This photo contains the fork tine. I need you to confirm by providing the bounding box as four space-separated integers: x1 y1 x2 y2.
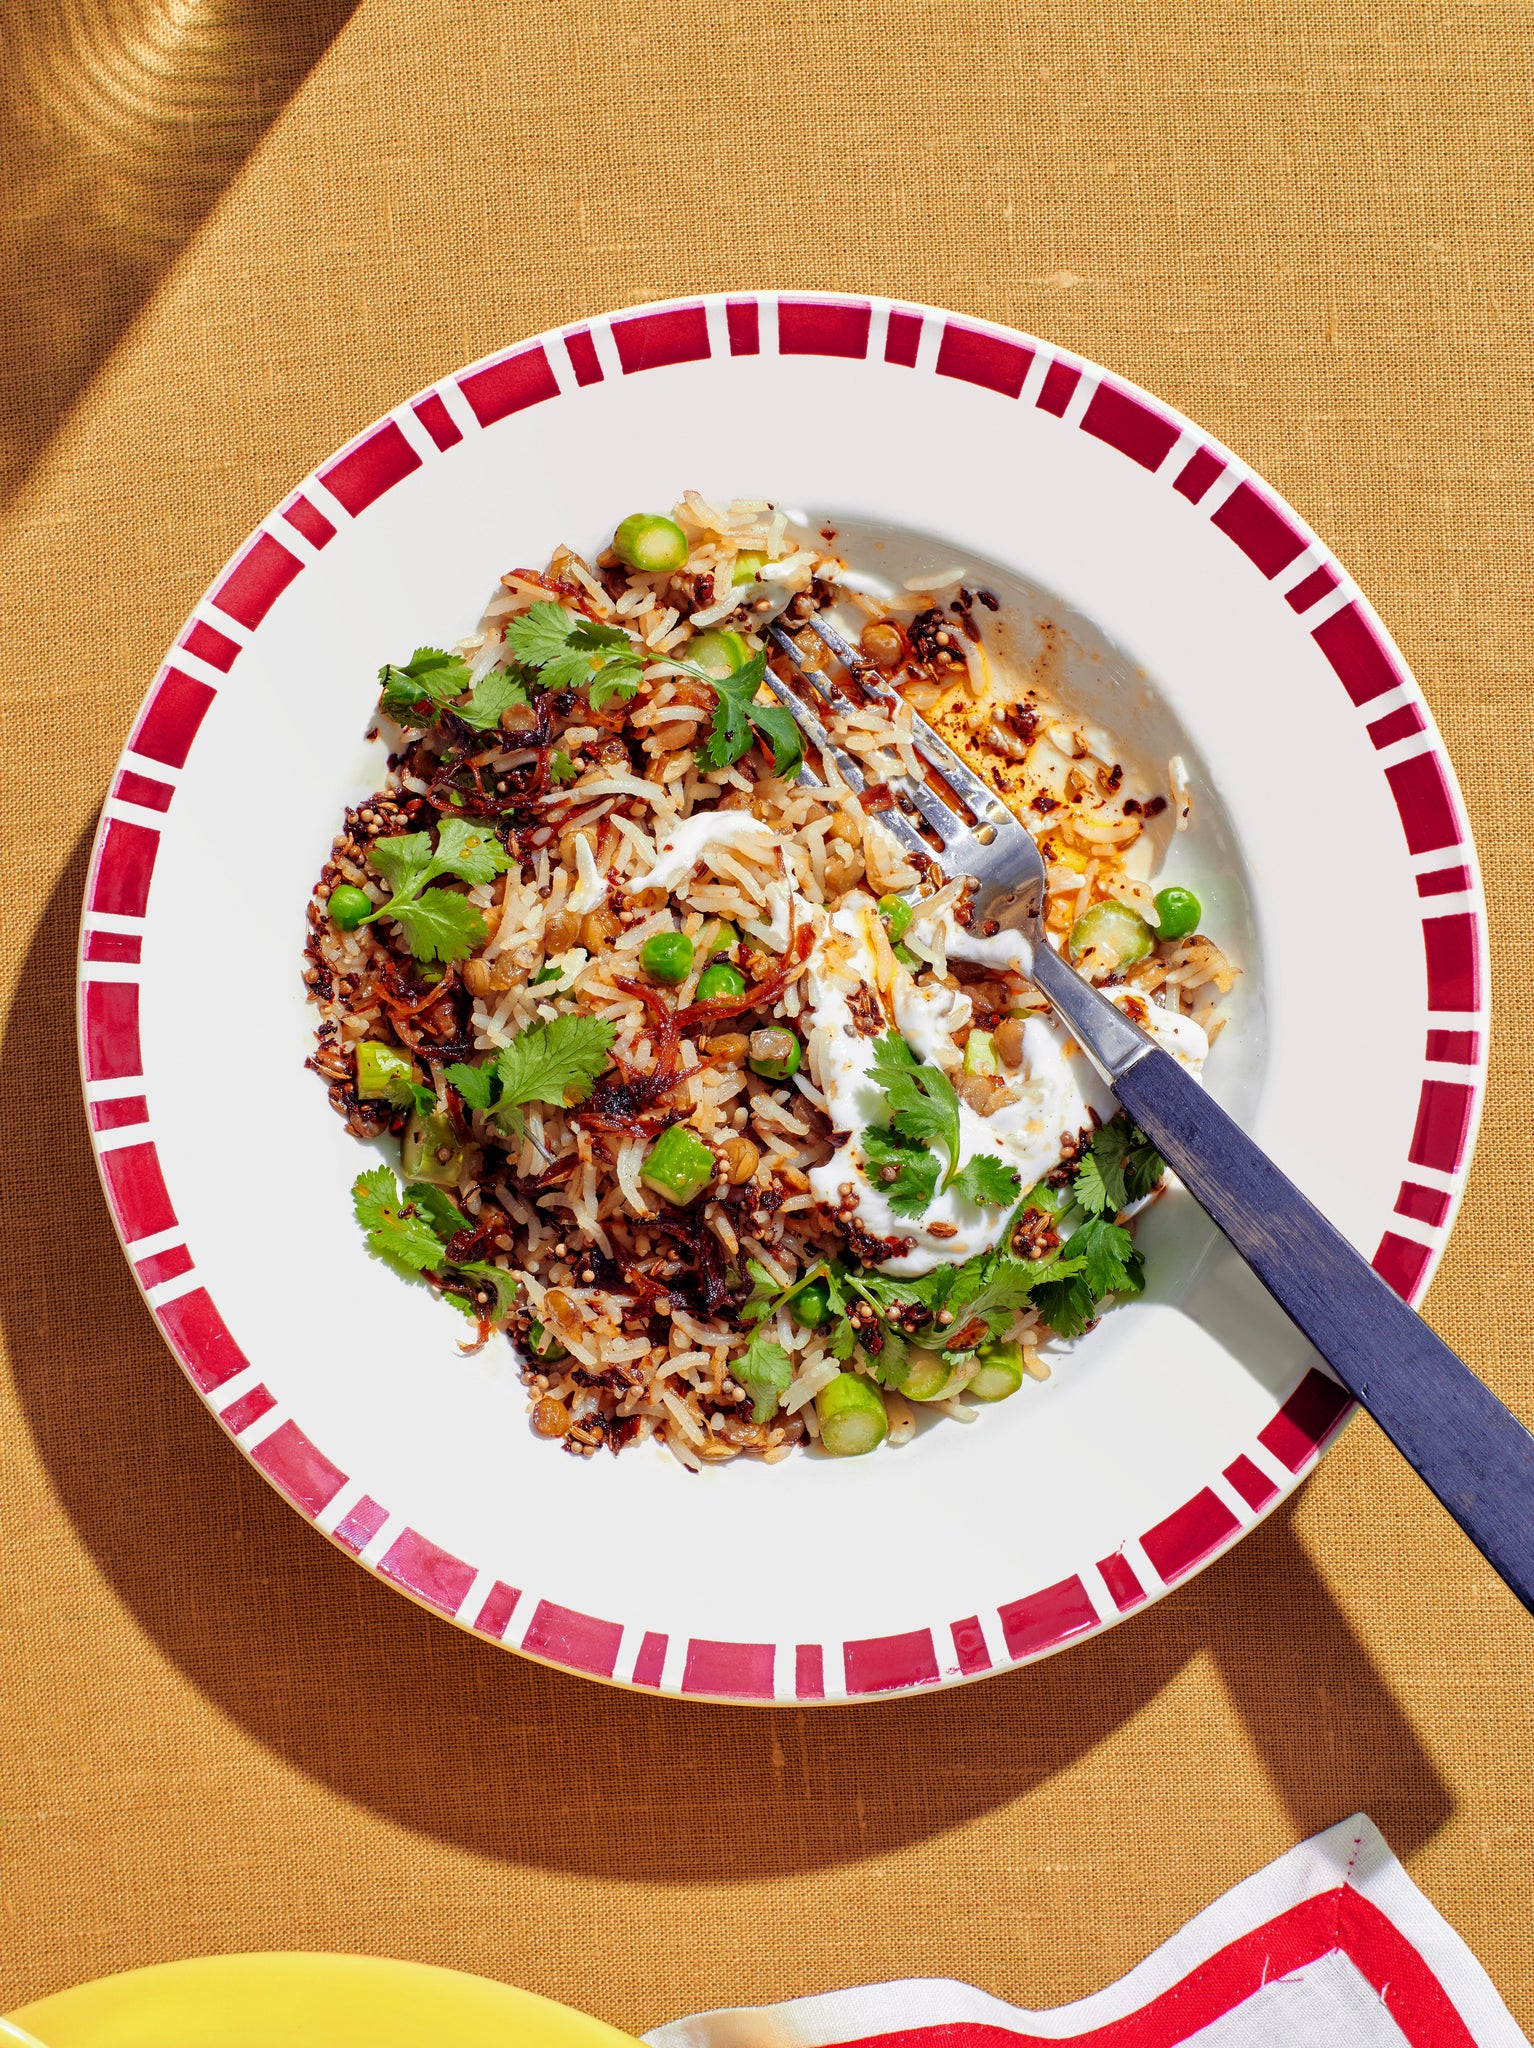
887 767 971 846
765 622 838 705
763 627 933 868
770 619 979 856
806 614 1015 834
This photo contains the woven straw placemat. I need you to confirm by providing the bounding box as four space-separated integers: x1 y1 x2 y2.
3 0 1531 2031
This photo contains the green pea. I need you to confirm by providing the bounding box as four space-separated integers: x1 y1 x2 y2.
696 918 738 961
641 1123 715 1206
789 1279 830 1329
1154 886 1202 940
327 883 372 930
696 961 748 1002
877 893 913 941
640 931 694 985
613 512 689 575
528 1319 569 1364
731 551 765 586
748 1028 802 1081
686 629 750 679
1067 900 1154 976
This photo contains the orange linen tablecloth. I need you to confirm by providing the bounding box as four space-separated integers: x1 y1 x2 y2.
3 0 1532 2033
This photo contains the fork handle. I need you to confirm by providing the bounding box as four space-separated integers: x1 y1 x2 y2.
1107 1043 1534 1614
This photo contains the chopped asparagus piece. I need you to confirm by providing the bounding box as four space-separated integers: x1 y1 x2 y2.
969 1340 1025 1401
641 1123 714 1206
355 1040 415 1103
815 1372 889 1456
401 1107 463 1186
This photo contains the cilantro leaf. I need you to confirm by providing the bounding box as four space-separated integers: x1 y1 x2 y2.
405 1182 470 1239
860 1122 941 1218
1030 1272 1099 1340
1068 1214 1145 1299
351 1169 521 1327
874 1035 958 1149
1074 1118 1132 1215
744 700 804 778
869 1031 963 1189
490 1014 615 1126
1071 1148 1115 1219
378 647 471 723
741 1257 784 1326
431 818 513 887
453 1260 521 1320
686 650 769 770
940 1242 1049 1341
587 657 643 709
1073 1115 1168 1216
538 643 604 693
1025 1218 1141 1340
672 648 802 776
851 1228 1083 1352
504 602 586 668
352 1166 446 1279
549 751 579 785
454 666 530 731
364 822 508 963
829 1318 858 1360
352 1164 406 1235
570 617 636 654
735 1328 792 1422
1123 1126 1167 1203
843 1144 1152 1351
504 603 640 701
368 831 433 896
851 1266 948 1320
445 1060 498 1112
387 888 487 964
867 1320 909 1387
952 1155 1023 1208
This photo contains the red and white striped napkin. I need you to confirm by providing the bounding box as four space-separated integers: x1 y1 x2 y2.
647 1817 1525 2048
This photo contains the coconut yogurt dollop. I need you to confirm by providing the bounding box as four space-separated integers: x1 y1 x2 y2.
803 894 1205 1275
627 824 1206 1276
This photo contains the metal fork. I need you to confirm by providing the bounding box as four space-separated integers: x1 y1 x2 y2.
766 610 1534 1617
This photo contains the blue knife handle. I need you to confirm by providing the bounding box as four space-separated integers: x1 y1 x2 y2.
1112 1046 1534 1615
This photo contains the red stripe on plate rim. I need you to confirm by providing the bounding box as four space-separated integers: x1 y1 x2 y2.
681 1637 777 1699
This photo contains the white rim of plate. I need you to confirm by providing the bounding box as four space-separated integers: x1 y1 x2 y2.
77 291 1490 1703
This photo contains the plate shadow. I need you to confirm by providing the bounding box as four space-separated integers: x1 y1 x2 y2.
4 829 1453 1878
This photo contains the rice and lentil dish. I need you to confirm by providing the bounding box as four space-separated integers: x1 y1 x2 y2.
304 497 1236 1466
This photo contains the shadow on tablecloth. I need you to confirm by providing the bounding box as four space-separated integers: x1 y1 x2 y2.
1 0 359 507
4 828 1453 1879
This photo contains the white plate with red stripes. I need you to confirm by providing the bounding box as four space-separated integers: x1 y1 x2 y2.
79 294 1487 1703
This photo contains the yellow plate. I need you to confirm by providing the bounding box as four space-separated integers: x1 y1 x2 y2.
6 1953 643 2048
